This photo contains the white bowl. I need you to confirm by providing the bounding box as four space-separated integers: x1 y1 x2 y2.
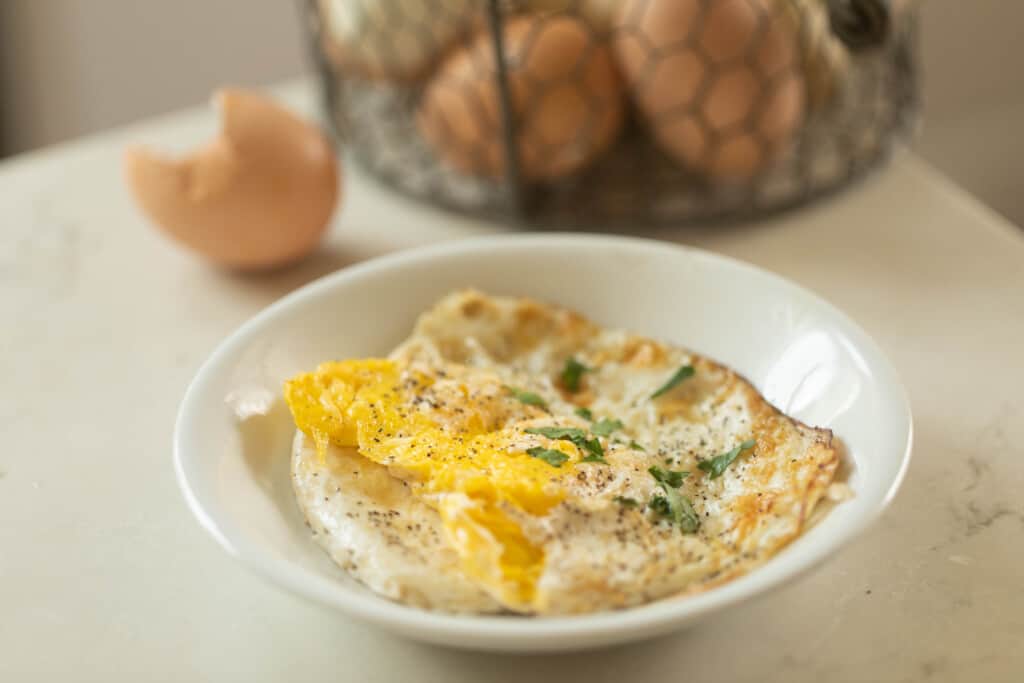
174 234 912 652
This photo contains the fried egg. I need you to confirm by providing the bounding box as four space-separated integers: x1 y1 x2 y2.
285 290 839 615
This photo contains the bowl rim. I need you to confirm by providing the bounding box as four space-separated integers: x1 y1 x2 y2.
173 232 913 644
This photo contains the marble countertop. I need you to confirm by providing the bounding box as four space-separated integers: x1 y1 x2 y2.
1 81 1022 682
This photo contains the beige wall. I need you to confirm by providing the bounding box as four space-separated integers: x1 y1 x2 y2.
917 0 1024 225
0 0 306 154
0 0 1021 224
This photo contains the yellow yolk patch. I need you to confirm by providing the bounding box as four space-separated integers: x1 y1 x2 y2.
284 359 573 609
284 359 396 452
439 496 546 608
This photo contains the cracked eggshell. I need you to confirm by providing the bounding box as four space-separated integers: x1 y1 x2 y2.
125 89 340 270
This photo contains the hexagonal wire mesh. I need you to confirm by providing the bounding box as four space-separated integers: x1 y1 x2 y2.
302 0 917 226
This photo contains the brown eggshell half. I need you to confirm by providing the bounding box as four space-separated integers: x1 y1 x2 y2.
125 88 340 270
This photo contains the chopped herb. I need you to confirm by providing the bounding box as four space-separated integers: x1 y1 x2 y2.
525 426 587 441
648 495 671 517
506 386 547 409
574 406 594 420
648 466 689 488
698 439 757 479
614 496 640 508
591 417 624 437
526 447 569 468
526 426 604 460
650 364 695 399
581 452 608 464
628 440 647 452
580 436 604 459
648 486 699 533
560 357 590 393
647 463 699 533
661 485 700 533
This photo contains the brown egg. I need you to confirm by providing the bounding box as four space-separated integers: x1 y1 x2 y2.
614 0 806 180
317 0 482 82
417 14 625 182
125 89 340 270
519 0 620 31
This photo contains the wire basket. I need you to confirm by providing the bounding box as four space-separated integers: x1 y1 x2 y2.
303 0 918 226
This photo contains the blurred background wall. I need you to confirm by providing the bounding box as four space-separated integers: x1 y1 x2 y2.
0 1 306 154
0 0 1020 224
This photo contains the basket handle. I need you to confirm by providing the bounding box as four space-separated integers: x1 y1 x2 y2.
485 0 528 218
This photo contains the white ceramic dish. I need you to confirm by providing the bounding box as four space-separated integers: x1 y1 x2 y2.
174 234 912 652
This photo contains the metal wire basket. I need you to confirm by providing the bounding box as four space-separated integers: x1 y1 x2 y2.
303 0 918 226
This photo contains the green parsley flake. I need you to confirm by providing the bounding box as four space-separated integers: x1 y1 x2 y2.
526 426 605 461
560 357 590 393
614 496 640 508
698 439 757 479
580 436 604 459
648 495 671 517
648 466 689 488
661 485 700 534
647 465 698 533
648 487 699 533
629 440 647 452
526 447 569 468
581 452 608 464
591 417 624 437
650 364 695 399
574 406 594 420
525 426 587 441
506 386 547 409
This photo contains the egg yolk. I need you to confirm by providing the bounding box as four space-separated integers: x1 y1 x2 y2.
284 359 576 609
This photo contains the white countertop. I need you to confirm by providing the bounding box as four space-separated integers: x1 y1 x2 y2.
2 81 1022 682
